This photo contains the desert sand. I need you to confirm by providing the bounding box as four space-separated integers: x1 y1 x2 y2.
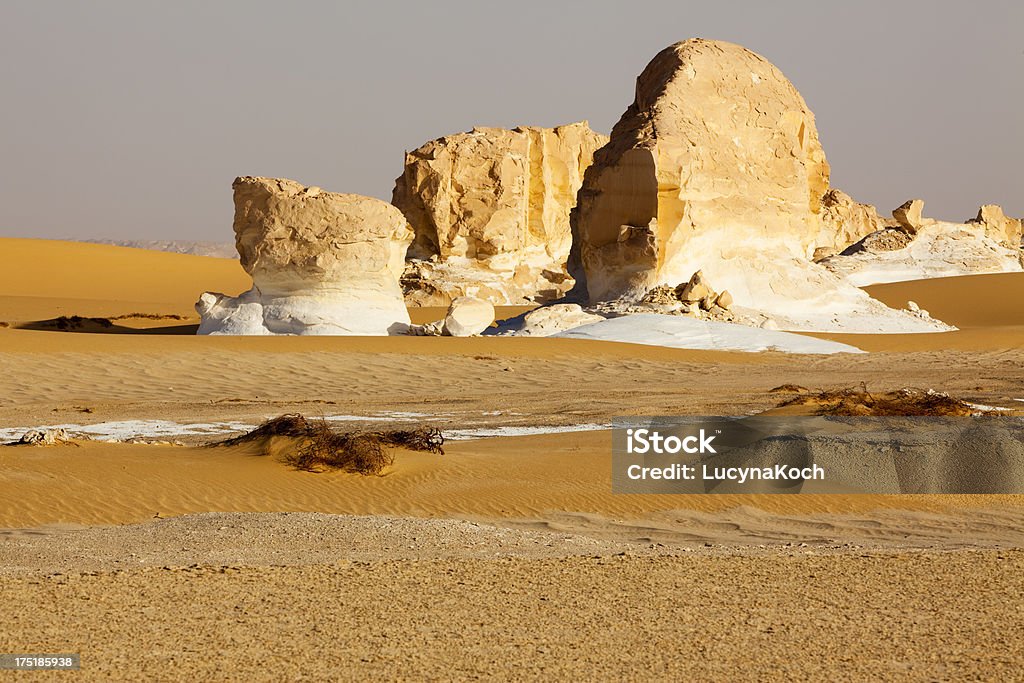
2 238 1024 680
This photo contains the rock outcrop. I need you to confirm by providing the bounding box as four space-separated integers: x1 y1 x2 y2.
569 38 831 303
516 304 605 337
393 122 608 306
822 219 1023 287
892 199 928 233
197 177 413 335
968 204 1022 248
567 39 949 333
815 189 892 259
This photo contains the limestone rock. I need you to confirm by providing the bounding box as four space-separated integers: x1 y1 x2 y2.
570 39 831 304
892 199 927 233
19 428 72 446
716 290 734 310
676 271 715 304
841 228 914 255
393 122 608 305
442 296 495 336
197 177 414 335
816 189 891 258
407 320 444 337
638 285 680 307
968 204 1022 248
566 39 948 333
822 220 1023 287
516 304 605 337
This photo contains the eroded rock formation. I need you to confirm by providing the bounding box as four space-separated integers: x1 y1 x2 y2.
567 39 948 332
569 39 831 302
822 217 1023 287
393 122 608 305
197 177 413 335
815 189 892 259
892 199 928 233
968 204 1022 248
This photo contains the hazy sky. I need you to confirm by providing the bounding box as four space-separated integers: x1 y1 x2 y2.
1 1 1021 242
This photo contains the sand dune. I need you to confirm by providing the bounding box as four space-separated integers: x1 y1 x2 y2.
0 238 250 318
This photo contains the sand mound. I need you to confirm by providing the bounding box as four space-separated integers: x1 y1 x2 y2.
212 414 444 474
777 387 983 416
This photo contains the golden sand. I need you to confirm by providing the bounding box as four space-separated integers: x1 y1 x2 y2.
2 238 1024 680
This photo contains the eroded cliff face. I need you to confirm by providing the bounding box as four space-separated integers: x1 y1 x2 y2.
393 122 608 305
570 39 831 303
197 177 413 335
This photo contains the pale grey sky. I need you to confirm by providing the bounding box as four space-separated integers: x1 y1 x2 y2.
1 1 1021 241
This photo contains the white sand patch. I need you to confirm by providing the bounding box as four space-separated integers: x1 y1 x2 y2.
553 314 865 355
446 424 608 440
0 420 257 444
0 416 607 444
323 411 436 423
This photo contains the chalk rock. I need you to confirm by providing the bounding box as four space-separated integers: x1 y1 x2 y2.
968 204 1022 248
566 40 947 333
822 220 1023 287
841 228 914 255
407 320 444 337
19 428 72 446
197 177 414 335
892 199 927 233
570 39 831 304
517 304 605 337
676 271 716 304
442 296 495 336
393 122 608 305
816 189 891 258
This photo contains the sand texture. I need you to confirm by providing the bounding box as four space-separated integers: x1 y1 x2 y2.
2 238 1024 680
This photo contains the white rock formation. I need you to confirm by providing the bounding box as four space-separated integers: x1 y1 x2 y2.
393 122 608 305
442 296 495 336
492 303 606 337
822 220 1023 287
197 177 414 336
567 39 949 333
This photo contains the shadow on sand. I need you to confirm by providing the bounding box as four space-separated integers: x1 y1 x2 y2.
15 315 199 335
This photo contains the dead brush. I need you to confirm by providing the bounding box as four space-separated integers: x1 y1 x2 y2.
778 386 980 417
211 414 444 475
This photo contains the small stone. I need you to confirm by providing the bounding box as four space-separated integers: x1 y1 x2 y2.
677 270 715 303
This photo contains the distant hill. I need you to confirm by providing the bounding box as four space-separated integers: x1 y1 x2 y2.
81 239 236 259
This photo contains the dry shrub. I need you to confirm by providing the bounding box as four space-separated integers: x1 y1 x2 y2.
212 414 444 475
778 386 979 417
109 312 188 321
